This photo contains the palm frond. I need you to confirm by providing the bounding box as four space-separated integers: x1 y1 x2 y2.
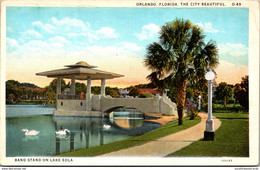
144 42 172 74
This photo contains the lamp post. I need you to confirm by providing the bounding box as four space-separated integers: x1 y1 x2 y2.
204 70 215 141
198 95 201 111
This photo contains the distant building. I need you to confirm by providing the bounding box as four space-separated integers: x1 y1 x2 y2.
138 88 161 95
21 87 47 100
119 89 130 98
27 87 46 92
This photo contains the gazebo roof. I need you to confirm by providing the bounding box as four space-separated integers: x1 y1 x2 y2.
65 61 97 69
36 61 124 80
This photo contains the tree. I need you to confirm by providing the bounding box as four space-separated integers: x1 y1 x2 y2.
139 93 154 98
7 94 16 103
105 87 120 98
144 18 219 125
45 78 67 93
75 82 87 95
214 82 233 107
6 79 47 103
46 91 56 104
21 82 39 88
234 83 242 104
235 76 248 110
109 89 120 98
6 80 23 103
129 86 139 97
91 86 101 95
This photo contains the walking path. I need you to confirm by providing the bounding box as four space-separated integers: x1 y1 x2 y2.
100 112 221 157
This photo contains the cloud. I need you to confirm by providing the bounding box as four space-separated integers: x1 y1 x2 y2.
218 43 248 65
48 36 71 49
48 36 71 48
136 23 160 40
49 36 70 44
67 33 84 37
96 27 119 39
67 27 119 41
195 22 219 33
6 37 68 59
6 37 70 87
6 38 19 52
24 38 70 50
49 43 64 49
83 45 140 58
6 38 19 48
50 17 118 42
219 43 248 57
21 30 43 39
215 60 248 85
32 21 55 33
204 23 219 33
28 17 120 44
121 42 142 51
26 40 49 48
51 17 88 30
6 41 148 88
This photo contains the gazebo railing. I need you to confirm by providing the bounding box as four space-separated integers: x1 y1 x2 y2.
58 94 85 100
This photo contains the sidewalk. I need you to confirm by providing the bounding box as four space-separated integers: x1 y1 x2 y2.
100 112 221 157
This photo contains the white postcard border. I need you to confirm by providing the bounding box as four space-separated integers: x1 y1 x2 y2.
0 0 259 166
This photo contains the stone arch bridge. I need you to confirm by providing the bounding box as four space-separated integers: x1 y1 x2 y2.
36 61 177 117
53 94 177 117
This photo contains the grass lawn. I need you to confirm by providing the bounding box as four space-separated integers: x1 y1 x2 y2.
168 104 249 157
56 116 201 156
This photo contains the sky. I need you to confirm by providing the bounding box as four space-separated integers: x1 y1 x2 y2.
6 7 249 88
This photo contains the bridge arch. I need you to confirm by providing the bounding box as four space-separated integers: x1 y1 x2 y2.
101 95 177 116
104 106 144 113
102 97 159 113
103 106 144 117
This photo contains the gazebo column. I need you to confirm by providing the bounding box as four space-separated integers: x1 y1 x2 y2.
56 77 61 98
56 78 61 110
86 77 92 111
71 76 76 95
87 77 92 96
101 78 106 95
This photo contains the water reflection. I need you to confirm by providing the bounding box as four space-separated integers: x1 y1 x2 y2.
85 132 90 148
113 118 143 129
56 138 60 154
22 135 40 141
6 106 161 156
110 108 144 130
70 133 75 151
53 117 109 154
52 113 154 155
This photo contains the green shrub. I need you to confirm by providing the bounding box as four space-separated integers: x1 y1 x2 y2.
139 93 154 98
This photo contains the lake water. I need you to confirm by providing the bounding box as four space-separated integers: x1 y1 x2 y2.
6 105 161 156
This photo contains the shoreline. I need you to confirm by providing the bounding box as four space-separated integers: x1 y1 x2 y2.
144 113 178 125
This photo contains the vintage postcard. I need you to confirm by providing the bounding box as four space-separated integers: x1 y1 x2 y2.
0 0 259 167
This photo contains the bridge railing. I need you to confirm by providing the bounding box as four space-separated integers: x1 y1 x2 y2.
58 94 86 100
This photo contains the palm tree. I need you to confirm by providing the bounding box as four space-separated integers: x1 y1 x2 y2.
144 18 219 125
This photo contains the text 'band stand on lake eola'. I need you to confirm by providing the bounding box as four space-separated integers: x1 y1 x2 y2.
36 61 178 117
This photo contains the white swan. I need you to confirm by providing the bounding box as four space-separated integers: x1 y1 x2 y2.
103 124 111 130
21 129 40 136
56 129 70 135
